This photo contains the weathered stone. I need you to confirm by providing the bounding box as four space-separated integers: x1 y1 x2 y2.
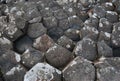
21 48 44 68
106 11 118 23
57 35 75 51
33 34 55 52
98 18 112 33
95 57 120 81
14 36 33 53
111 22 120 47
63 56 95 81
64 28 80 41
27 23 47 39
45 44 74 68
29 16 42 24
97 41 113 57
98 31 111 46
24 63 62 81
43 16 58 29
48 27 64 41
73 38 97 61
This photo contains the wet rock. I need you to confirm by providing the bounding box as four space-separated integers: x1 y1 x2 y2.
43 16 58 29
84 17 99 28
63 56 95 81
14 35 33 53
57 35 75 51
24 63 62 81
48 27 64 41
106 11 118 23
4 64 26 81
27 23 47 39
33 34 55 52
73 38 97 61
98 18 112 33
97 41 113 57
98 31 111 46
80 26 99 41
95 57 120 81
0 37 13 50
64 28 80 41
45 44 74 68
21 48 44 68
111 22 120 48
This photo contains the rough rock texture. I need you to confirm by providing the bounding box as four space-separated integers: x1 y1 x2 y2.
63 56 95 81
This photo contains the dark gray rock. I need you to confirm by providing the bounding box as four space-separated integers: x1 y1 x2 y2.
106 11 118 23
77 11 89 22
95 57 120 81
28 16 42 24
80 26 99 41
98 18 112 33
14 36 33 53
63 56 95 81
33 34 55 52
84 17 99 28
48 27 64 41
98 31 111 46
57 35 75 51
21 48 44 68
113 48 120 57
102 2 114 11
64 28 80 41
97 41 113 57
27 23 47 39
45 44 74 68
43 16 58 29
111 22 120 48
4 64 27 81
24 63 62 81
73 38 97 61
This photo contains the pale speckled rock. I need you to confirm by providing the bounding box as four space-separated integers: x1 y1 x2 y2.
73 38 97 61
45 44 74 68
63 56 95 81
24 63 62 81
21 48 44 68
33 34 55 52
94 57 120 81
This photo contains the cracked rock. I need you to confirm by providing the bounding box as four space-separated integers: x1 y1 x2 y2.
63 56 95 81
24 63 62 81
45 44 74 68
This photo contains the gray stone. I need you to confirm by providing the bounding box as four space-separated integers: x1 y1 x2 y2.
45 44 74 68
14 36 33 53
95 57 120 81
97 41 113 57
73 38 97 61
27 23 47 39
24 63 62 81
33 34 55 52
63 56 95 81
111 22 120 48
57 35 75 51
21 48 44 68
